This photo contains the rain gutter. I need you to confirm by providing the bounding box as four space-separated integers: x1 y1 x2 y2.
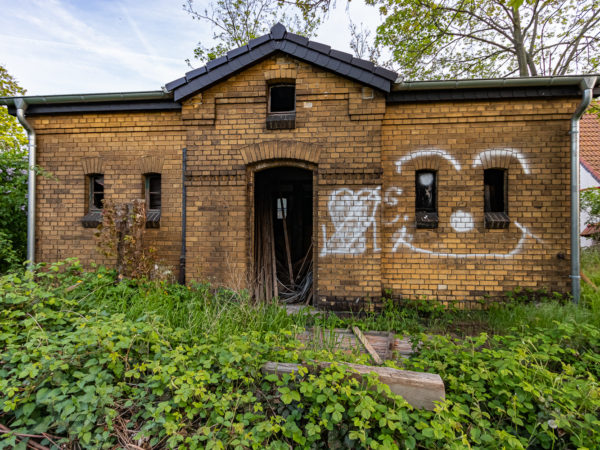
391 75 600 91
570 76 597 305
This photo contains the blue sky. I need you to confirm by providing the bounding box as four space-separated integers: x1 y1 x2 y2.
0 0 380 95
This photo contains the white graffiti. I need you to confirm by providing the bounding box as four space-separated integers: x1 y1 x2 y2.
391 221 542 258
395 149 461 174
320 187 381 256
472 148 530 174
383 187 402 224
321 147 539 259
450 210 475 233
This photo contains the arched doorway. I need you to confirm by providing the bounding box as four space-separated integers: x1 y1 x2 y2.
254 166 313 303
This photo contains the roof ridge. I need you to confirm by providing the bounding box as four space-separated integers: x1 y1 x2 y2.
165 23 398 101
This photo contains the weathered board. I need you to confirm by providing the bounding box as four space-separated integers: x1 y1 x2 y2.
262 361 445 411
294 327 414 361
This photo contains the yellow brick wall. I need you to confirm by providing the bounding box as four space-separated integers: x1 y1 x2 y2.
27 55 578 307
182 55 386 302
381 99 577 303
29 112 185 273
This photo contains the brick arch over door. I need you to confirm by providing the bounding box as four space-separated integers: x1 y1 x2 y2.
239 140 321 166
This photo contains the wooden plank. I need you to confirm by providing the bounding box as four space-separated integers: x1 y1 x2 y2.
352 326 383 365
294 328 415 360
262 361 445 411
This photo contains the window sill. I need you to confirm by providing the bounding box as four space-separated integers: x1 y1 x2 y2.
81 210 103 228
416 211 438 229
146 209 161 228
485 212 510 229
266 112 295 130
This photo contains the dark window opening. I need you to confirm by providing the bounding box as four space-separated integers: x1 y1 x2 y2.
267 84 296 130
82 174 104 228
90 174 104 210
415 170 438 228
269 85 295 113
484 169 509 229
145 173 161 228
484 169 506 213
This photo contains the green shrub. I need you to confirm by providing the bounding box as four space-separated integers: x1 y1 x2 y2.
1 262 599 448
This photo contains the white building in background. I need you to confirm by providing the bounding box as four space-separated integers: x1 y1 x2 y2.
580 114 600 247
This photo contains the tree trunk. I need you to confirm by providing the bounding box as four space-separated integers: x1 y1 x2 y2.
513 8 530 76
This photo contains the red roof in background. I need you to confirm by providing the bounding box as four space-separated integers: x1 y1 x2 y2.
581 223 600 237
580 114 600 183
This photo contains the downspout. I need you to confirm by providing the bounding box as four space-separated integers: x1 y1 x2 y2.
14 99 36 268
178 147 187 284
571 76 597 305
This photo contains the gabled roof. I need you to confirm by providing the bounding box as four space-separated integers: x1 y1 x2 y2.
580 114 600 183
165 23 398 102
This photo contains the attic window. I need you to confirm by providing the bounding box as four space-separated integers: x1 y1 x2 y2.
484 168 509 229
267 84 295 130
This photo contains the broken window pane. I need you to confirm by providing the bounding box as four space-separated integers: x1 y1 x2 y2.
416 170 436 212
276 197 287 219
90 174 104 210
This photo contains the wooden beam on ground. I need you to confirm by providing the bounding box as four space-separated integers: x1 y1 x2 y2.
262 361 445 411
294 328 415 360
352 326 383 365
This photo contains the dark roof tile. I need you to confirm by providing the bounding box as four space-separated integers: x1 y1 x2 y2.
329 49 353 63
351 57 375 71
307 40 331 54
270 22 286 39
285 32 309 46
185 65 206 82
374 66 398 80
248 34 270 49
206 55 228 70
165 76 186 91
227 45 249 60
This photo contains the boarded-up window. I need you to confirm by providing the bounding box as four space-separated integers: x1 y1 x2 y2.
415 170 438 228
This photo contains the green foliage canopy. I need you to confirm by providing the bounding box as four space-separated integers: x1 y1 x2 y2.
368 0 600 80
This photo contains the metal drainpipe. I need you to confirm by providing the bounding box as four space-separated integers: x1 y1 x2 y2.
14 99 36 268
571 76 597 305
178 147 187 284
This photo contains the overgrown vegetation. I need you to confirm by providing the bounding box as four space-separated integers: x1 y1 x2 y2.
0 65 27 273
1 259 599 448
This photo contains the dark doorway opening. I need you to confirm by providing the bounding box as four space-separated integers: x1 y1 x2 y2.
254 166 313 304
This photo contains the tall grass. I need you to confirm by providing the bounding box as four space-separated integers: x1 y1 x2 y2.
71 274 313 342
59 252 600 342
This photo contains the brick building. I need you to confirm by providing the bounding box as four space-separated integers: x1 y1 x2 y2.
3 24 599 308
580 114 600 246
